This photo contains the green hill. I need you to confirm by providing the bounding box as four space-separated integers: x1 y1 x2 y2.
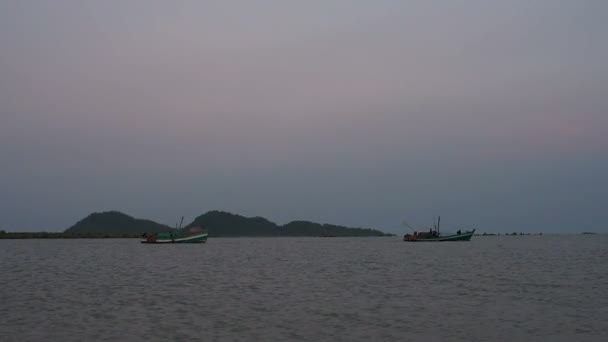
185 211 278 236
64 211 169 235
185 210 388 237
280 220 386 237
60 210 389 238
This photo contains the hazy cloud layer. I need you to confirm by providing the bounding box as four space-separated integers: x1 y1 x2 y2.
1 1 607 232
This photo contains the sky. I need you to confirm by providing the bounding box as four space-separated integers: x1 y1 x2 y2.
1 0 607 233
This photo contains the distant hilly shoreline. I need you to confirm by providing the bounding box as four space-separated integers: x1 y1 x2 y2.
184 211 389 237
0 210 392 238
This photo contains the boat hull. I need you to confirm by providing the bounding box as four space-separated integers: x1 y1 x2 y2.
140 233 208 244
404 230 475 242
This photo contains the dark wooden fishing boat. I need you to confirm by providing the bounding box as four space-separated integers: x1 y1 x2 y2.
403 216 475 242
403 230 475 242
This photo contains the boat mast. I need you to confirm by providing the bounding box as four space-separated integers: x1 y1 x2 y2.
438 216 440 235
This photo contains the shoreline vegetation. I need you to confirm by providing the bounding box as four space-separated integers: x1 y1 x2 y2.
1 212 598 239
0 210 394 239
475 232 544 236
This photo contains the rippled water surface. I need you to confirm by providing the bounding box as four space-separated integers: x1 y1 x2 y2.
1 236 607 341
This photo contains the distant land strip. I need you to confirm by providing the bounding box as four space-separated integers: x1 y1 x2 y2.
0 210 393 238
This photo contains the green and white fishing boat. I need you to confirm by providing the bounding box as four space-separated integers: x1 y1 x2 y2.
141 217 208 244
141 231 208 244
403 216 475 242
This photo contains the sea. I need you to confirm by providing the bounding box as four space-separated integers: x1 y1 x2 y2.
1 235 606 341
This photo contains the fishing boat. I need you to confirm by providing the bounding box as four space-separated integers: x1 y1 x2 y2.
403 216 475 242
141 231 208 244
141 217 208 244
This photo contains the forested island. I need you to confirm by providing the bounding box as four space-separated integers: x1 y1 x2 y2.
0 210 391 238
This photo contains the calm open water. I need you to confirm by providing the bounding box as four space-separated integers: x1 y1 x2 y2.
1 235 607 341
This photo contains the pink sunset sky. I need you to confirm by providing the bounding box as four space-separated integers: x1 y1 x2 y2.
1 0 606 232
